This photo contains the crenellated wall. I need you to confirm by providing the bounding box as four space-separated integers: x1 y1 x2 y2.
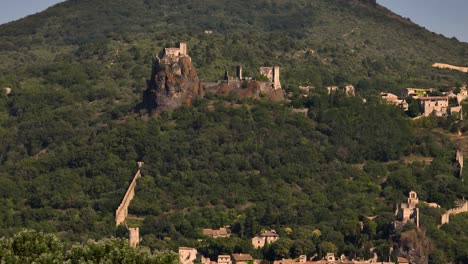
115 162 144 226
441 200 468 225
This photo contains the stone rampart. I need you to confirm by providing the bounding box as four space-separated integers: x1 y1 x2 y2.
432 63 468 73
441 200 468 225
115 162 143 226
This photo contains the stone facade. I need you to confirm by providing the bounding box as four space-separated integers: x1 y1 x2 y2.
251 230 279 248
179 247 199 264
419 96 449 116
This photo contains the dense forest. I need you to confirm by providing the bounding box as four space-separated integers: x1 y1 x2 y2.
0 0 467 263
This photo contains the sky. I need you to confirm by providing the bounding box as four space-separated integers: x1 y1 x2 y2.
377 0 468 43
0 0 64 25
0 0 467 43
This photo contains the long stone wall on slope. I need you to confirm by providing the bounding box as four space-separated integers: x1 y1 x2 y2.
432 63 468 73
115 162 143 226
441 200 468 225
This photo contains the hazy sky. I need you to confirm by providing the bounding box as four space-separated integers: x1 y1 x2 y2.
377 0 468 43
0 0 64 25
0 0 467 43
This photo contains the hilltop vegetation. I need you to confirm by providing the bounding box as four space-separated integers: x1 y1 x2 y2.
0 0 467 263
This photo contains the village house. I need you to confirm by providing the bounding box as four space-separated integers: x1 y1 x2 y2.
202 227 230 238
419 96 449 116
395 191 420 228
251 230 279 248
218 255 233 264
380 92 409 111
231 253 254 264
179 247 199 264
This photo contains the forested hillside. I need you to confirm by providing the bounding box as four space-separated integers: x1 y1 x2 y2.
0 0 467 263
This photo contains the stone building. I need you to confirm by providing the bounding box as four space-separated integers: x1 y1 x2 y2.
231 253 254 264
251 230 279 248
202 227 230 238
395 191 420 228
179 247 198 264
218 255 233 264
419 96 449 116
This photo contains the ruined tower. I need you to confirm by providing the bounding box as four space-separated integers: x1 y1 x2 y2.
236 65 243 80
179 42 187 56
259 66 281 90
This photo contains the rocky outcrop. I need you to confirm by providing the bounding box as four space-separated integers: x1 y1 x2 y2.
143 56 203 113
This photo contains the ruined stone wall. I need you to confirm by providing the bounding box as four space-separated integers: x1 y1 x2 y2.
129 227 140 247
433 63 468 73
115 162 143 226
441 200 468 224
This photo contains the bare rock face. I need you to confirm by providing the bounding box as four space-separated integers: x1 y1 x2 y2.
143 56 203 113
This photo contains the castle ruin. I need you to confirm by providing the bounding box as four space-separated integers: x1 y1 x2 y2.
395 191 420 228
115 162 143 247
259 66 281 90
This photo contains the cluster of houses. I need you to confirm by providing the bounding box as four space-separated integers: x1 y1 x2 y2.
179 228 406 264
381 87 467 117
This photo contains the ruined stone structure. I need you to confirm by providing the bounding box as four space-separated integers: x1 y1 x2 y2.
441 200 468 224
326 85 355 97
115 162 143 247
381 92 409 111
231 254 254 264
456 150 464 177
259 66 281 90
251 230 279 248
395 191 420 228
419 96 449 117
202 65 284 101
143 43 203 112
202 227 230 238
344 85 355 97
129 227 140 247
432 63 468 73
163 42 187 61
115 162 143 226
